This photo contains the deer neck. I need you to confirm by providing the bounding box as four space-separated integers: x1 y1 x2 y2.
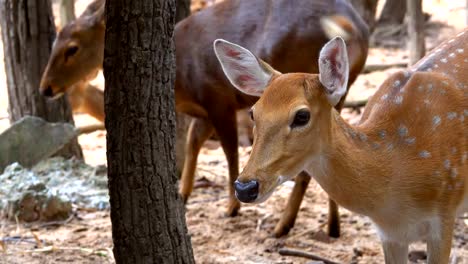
305 110 389 216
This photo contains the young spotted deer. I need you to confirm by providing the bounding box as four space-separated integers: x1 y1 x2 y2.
40 0 369 237
214 29 467 263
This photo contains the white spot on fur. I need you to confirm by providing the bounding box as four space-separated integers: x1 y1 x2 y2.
427 83 433 91
379 130 386 139
405 137 416 145
419 150 431 158
359 133 368 141
393 80 401 87
394 95 403 105
381 94 388 100
447 112 457 120
424 99 430 105
448 39 455 43
398 125 408 137
456 31 465 37
449 53 455 58
456 48 464 54
444 159 451 170
450 168 458 178
440 58 448 63
451 147 457 154
432 116 441 128
418 85 424 92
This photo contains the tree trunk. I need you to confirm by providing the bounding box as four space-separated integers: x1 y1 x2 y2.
348 0 379 33
0 0 83 159
104 0 194 263
175 0 191 177
407 0 425 65
378 0 406 25
58 0 76 28
466 0 468 26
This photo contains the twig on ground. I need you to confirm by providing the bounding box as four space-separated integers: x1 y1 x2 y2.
31 213 75 228
278 248 342 264
256 213 272 232
193 176 224 189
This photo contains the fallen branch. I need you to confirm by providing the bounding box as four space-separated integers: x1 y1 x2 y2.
362 62 407 73
278 248 342 264
76 123 105 135
256 213 272 232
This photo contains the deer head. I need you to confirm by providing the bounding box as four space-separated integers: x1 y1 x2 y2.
214 37 349 203
40 3 105 98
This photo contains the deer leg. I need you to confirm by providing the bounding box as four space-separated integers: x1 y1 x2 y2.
274 171 311 237
382 240 409 264
327 199 340 238
211 110 241 216
427 217 455 264
179 117 214 203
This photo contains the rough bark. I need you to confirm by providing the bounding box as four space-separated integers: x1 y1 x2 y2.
378 0 406 25
348 0 379 33
0 0 83 159
58 0 76 28
104 0 194 263
407 0 425 65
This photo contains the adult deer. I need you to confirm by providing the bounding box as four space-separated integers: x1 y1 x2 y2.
214 28 467 263
40 0 369 237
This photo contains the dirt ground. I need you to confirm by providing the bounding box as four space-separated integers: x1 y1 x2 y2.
0 0 467 263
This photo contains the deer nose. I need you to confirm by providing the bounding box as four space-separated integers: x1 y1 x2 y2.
41 85 54 97
234 179 259 203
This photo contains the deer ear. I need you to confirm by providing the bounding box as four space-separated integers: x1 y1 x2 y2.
318 37 349 106
214 39 279 96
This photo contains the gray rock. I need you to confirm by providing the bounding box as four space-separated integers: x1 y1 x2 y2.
0 116 77 172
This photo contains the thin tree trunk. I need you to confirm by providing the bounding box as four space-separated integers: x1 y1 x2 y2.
59 0 75 27
0 0 83 159
407 0 425 65
378 0 406 25
348 0 379 33
466 0 468 26
104 0 194 262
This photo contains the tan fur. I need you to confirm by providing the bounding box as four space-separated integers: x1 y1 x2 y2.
241 29 467 264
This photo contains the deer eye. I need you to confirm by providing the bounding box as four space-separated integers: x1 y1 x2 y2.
291 109 310 128
64 46 79 59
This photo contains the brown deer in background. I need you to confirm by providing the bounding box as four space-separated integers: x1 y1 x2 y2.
40 0 369 238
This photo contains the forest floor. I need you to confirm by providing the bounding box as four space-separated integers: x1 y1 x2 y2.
0 0 467 263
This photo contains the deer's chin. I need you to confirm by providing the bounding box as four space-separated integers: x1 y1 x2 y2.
252 175 291 204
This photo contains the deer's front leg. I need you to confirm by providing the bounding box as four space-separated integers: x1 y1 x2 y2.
382 240 409 264
427 217 455 264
